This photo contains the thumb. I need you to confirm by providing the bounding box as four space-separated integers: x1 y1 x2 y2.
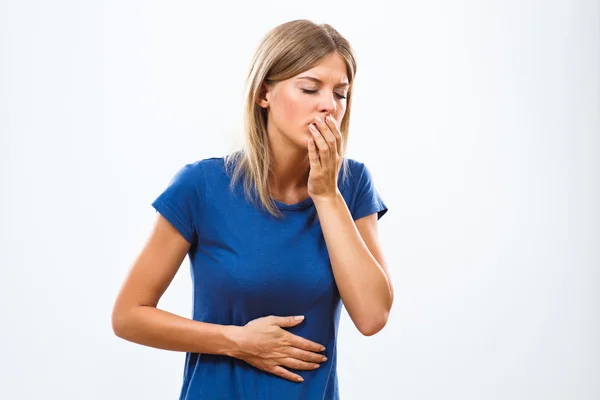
269 315 305 328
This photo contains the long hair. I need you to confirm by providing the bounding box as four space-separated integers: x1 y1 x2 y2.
224 19 357 219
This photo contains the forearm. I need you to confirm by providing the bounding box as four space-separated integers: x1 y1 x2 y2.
112 305 240 355
314 192 393 334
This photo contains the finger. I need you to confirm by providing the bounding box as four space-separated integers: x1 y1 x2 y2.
268 315 305 328
278 357 321 371
325 114 343 157
315 116 337 155
266 365 304 383
307 138 321 168
286 333 326 353
286 347 328 363
309 123 329 159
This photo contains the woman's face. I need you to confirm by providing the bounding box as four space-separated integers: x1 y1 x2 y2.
259 52 350 150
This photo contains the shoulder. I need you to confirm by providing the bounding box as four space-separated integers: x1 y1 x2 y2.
174 156 225 179
159 157 227 197
340 157 388 220
341 157 369 184
185 156 225 171
340 157 383 199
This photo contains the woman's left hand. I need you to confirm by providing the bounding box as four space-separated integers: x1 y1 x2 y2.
307 114 343 201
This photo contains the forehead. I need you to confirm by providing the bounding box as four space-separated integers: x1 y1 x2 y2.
295 53 349 86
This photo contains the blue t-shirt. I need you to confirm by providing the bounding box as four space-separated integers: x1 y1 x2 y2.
151 156 388 399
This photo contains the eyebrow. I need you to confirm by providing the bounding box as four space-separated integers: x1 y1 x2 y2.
297 76 350 88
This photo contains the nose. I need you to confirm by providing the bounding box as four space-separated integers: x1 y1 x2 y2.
318 92 337 116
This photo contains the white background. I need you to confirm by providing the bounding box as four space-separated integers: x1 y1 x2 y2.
1 1 598 399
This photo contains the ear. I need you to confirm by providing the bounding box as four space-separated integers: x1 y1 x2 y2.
256 81 273 109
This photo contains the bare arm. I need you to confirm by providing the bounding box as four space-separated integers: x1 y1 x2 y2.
306 115 393 337
313 194 393 336
111 214 328 383
111 214 237 355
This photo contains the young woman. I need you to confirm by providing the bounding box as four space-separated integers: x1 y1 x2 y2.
112 19 393 400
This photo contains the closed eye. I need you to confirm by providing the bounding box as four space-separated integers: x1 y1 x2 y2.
302 89 347 100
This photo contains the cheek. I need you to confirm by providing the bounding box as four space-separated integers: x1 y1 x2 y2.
278 93 305 123
334 108 346 126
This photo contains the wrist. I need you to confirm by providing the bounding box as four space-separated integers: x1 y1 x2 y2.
311 190 343 206
220 325 245 358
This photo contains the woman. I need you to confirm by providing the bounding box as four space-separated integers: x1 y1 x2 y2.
112 19 393 399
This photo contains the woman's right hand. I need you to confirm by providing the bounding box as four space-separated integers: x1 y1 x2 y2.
226 315 328 383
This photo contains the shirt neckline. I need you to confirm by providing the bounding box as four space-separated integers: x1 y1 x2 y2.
272 196 314 211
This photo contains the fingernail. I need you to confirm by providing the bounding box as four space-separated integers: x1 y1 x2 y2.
320 346 326 351
294 315 304 320
322 357 328 362
315 116 322 124
297 376 304 382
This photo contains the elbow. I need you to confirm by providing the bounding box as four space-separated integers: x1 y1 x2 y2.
357 292 394 336
111 305 132 339
111 310 125 338
357 310 390 337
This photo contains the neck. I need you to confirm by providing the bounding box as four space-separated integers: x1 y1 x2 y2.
267 125 310 196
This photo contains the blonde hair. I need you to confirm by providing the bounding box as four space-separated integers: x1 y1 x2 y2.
224 19 357 218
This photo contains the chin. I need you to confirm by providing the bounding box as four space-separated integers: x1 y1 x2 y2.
301 130 313 148
282 127 312 150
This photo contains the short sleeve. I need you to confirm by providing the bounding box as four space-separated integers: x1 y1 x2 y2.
151 162 205 244
352 162 388 221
